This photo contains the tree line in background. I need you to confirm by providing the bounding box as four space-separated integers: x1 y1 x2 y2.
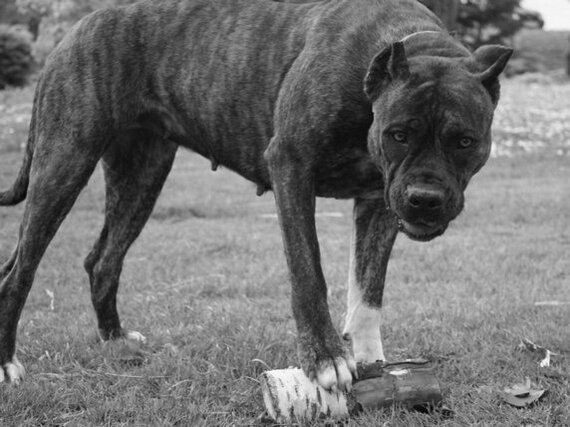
0 0 565 89
420 0 543 46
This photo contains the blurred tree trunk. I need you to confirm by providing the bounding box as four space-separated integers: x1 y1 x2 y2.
418 0 459 30
567 36 570 77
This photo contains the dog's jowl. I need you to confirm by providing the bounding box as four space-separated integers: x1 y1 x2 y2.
0 0 511 388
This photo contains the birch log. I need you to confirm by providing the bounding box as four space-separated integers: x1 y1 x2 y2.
260 368 349 423
260 360 442 424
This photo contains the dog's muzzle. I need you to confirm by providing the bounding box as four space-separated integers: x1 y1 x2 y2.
394 183 450 241
396 216 447 241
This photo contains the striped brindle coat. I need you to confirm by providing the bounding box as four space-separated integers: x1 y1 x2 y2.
0 0 511 389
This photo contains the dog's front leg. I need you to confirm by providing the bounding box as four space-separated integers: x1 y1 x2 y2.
265 143 356 392
343 196 398 363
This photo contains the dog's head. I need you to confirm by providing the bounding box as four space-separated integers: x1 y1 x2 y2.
364 38 512 241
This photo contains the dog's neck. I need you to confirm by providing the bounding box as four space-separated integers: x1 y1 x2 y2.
400 30 441 43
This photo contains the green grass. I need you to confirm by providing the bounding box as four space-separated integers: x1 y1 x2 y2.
1 79 570 426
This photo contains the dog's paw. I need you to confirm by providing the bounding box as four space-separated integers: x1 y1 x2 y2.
99 328 146 344
351 336 385 363
125 330 147 344
298 333 357 392
315 356 355 392
343 304 385 363
0 356 25 384
342 330 385 363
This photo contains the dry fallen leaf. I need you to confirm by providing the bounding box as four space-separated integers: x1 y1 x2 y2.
45 289 55 311
517 338 558 368
476 385 495 395
502 377 547 408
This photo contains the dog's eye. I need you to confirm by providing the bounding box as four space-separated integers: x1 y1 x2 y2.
392 131 408 144
457 137 474 149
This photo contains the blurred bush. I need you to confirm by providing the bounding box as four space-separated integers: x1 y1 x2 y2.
0 25 34 89
505 52 546 77
456 0 543 49
16 0 139 66
2 0 565 78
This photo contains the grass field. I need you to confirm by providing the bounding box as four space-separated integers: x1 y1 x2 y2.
0 78 569 426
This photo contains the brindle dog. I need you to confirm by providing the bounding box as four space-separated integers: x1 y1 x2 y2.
0 0 511 389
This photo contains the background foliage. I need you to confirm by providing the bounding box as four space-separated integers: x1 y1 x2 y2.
0 24 33 89
0 0 567 84
14 0 139 64
454 0 543 48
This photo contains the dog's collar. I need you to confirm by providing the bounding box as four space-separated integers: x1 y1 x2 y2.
400 31 441 43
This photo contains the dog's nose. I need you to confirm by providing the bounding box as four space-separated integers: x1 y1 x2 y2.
406 185 445 211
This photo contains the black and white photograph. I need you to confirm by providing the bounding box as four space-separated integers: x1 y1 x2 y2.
0 0 569 425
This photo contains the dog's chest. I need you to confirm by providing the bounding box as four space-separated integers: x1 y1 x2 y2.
314 147 384 199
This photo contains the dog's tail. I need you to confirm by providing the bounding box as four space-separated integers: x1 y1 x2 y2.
0 107 35 206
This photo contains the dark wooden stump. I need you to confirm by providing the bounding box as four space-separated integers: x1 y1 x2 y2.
351 359 443 412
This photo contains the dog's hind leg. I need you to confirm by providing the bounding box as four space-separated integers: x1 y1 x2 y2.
0 137 103 383
84 134 177 342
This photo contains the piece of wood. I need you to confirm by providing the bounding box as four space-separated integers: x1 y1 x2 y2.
260 368 349 423
353 360 442 411
260 360 442 424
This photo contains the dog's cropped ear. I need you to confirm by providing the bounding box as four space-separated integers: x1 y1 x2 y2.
471 45 513 105
364 42 410 101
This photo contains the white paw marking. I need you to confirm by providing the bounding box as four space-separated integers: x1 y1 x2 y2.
316 357 354 392
126 330 147 344
344 228 386 363
316 361 337 390
344 243 386 362
343 303 385 362
0 356 25 384
334 357 354 392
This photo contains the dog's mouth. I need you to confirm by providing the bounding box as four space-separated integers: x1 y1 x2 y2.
396 216 446 242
